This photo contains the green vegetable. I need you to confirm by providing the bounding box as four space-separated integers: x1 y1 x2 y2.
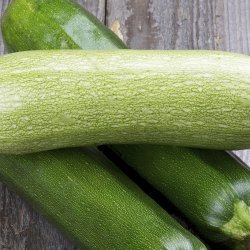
112 145 250 248
0 50 249 154
1 0 126 51
0 148 207 249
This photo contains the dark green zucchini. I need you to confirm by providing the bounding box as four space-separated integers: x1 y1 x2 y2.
0 148 207 249
1 0 126 51
112 145 250 249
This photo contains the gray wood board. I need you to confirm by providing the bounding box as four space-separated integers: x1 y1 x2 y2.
0 0 249 249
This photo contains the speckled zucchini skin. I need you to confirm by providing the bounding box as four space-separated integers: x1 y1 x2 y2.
0 50 249 154
1 0 126 51
112 145 250 248
0 148 207 249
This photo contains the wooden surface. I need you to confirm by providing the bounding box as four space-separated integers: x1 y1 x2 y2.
0 0 249 249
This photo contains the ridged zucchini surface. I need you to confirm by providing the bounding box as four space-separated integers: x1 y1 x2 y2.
0 50 249 154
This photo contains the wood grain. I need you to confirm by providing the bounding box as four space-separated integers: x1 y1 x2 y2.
0 0 10 54
0 0 249 249
107 0 221 49
224 0 250 54
76 0 106 23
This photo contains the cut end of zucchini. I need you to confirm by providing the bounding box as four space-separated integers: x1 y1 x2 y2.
221 200 250 243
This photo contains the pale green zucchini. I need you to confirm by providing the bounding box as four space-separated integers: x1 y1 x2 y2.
0 50 249 154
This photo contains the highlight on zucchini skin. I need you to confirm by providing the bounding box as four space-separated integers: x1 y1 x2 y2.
1 0 126 52
0 148 207 250
0 50 249 154
111 145 250 248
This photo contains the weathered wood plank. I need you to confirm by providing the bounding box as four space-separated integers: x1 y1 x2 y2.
76 0 106 23
0 1 105 249
0 0 10 54
224 0 250 54
106 0 250 166
107 0 222 50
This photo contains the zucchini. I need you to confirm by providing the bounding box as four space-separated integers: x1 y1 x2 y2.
0 50 249 154
0 148 207 249
112 145 250 248
1 0 126 51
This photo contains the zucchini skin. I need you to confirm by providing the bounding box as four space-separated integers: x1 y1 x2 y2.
0 148 207 249
0 50 249 154
1 0 126 51
112 145 250 247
